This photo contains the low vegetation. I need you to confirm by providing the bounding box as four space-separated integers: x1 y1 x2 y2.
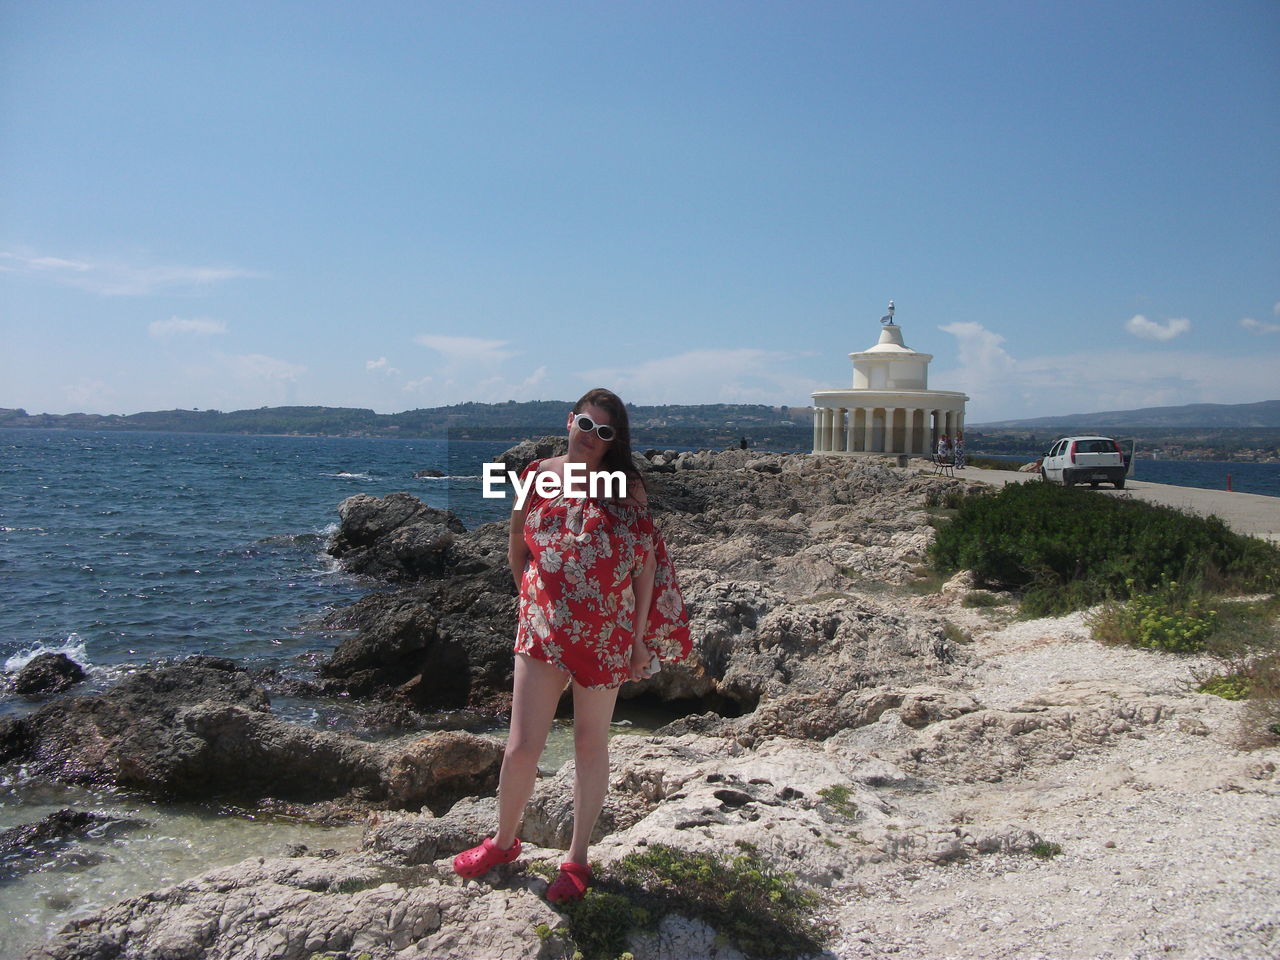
929 482 1280 616
1089 580 1218 653
1030 840 1064 860
931 484 1280 742
556 842 830 960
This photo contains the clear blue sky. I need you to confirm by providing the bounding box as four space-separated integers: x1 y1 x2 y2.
2 0 1277 422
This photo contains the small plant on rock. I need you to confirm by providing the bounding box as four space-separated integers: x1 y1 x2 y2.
1030 840 1063 860
818 784 859 819
1090 579 1218 653
564 841 831 960
1198 674 1251 700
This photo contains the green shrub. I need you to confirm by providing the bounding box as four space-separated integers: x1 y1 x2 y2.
1199 674 1251 700
929 482 1280 615
1090 580 1218 653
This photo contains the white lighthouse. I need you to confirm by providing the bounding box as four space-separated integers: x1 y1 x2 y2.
811 302 968 456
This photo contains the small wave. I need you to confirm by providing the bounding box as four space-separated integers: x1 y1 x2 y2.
321 472 373 481
416 474 482 481
4 634 92 673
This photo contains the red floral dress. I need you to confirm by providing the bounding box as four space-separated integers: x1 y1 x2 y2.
514 460 692 689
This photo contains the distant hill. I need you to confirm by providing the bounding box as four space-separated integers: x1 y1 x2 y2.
972 400 1280 431
0 401 815 451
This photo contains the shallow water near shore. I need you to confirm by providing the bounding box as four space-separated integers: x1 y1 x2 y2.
0 705 665 958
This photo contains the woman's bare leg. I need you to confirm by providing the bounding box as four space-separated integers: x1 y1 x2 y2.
566 681 621 865
495 654 569 848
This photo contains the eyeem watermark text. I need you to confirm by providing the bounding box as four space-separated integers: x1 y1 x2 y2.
483 462 627 510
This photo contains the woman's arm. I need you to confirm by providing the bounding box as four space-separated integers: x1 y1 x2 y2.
628 548 657 680
508 505 529 590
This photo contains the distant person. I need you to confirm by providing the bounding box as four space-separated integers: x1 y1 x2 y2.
453 387 691 903
937 433 951 460
954 434 966 469
739 436 749 450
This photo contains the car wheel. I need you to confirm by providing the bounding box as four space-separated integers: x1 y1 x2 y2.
1114 478 1126 490
1039 467 1048 482
1063 476 1076 487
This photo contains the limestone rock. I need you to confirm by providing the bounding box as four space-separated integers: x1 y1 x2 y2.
13 653 85 697
2 661 500 811
327 493 467 580
24 853 565 960
897 685 982 729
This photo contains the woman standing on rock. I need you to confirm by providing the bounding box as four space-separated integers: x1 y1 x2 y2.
453 387 691 903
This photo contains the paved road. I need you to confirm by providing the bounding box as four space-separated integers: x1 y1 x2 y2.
934 463 1280 544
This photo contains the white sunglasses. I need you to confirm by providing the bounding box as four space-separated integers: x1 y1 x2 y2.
571 414 616 442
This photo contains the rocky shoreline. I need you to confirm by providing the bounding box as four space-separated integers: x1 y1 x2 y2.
6 446 1277 959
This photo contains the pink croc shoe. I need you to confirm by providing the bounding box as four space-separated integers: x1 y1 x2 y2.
452 837 521 878
546 861 592 903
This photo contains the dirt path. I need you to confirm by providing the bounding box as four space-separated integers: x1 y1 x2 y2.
827 601 1280 959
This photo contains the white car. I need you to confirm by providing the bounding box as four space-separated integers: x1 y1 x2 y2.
1041 436 1127 489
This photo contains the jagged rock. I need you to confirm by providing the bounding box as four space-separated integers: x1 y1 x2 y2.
897 685 982 729
2 661 500 811
319 449 970 722
363 796 497 865
413 468 445 478
490 435 568 474
13 653 86 696
320 564 519 712
0 809 142 882
23 852 566 960
327 493 468 580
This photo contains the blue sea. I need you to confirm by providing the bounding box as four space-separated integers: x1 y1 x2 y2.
0 430 513 703
0 428 1278 956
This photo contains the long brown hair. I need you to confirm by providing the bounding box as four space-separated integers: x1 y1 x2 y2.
573 387 645 496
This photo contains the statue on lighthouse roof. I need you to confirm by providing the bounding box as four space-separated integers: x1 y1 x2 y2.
880 300 895 325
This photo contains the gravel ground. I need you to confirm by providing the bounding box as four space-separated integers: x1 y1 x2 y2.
824 604 1280 960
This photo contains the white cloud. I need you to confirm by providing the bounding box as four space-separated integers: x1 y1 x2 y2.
583 348 819 405
930 319 1277 422
1240 316 1280 335
366 356 401 375
937 322 1016 378
0 251 261 296
414 334 517 364
1125 314 1191 342
62 378 117 410
223 353 305 383
149 316 227 337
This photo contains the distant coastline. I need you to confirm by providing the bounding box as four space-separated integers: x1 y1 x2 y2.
3 401 1278 462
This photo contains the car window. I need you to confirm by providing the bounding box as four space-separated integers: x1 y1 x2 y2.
1077 439 1113 453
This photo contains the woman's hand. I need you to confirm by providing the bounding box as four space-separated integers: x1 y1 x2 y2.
628 641 652 682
